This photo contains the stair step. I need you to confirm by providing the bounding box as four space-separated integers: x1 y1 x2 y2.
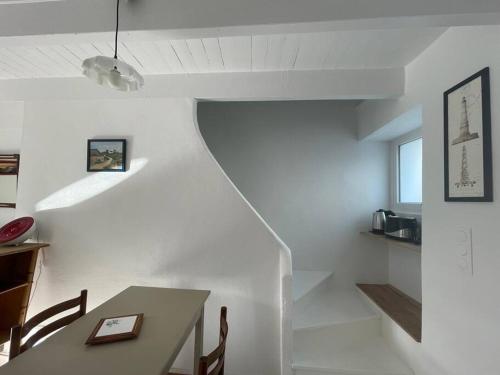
293 336 413 375
293 270 333 302
294 317 381 350
293 288 377 330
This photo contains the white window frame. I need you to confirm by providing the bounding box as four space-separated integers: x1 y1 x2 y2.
390 128 422 214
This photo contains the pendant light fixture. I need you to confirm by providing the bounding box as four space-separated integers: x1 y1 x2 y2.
82 0 144 91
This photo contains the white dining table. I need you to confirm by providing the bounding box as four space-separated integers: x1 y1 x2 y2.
0 286 210 375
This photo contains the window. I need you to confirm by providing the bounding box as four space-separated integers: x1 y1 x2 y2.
391 129 422 213
399 138 422 203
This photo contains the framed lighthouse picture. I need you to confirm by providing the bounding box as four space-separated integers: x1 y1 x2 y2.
444 67 493 202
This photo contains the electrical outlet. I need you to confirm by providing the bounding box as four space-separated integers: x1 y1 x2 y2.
456 228 473 275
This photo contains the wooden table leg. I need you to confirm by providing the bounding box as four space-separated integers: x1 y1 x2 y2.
193 306 204 375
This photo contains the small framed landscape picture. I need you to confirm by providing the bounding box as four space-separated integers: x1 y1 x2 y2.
87 139 127 172
444 67 493 202
86 313 144 345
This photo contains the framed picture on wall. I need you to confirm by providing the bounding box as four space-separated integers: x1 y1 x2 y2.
0 154 20 208
87 139 127 172
444 67 493 202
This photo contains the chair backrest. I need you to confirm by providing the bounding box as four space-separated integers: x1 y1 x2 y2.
198 306 228 375
9 289 87 360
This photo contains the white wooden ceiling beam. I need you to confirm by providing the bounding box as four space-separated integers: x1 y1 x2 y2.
0 0 499 46
0 68 403 101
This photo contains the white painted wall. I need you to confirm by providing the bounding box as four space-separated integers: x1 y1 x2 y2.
359 105 423 142
0 101 23 225
198 101 390 287
358 99 413 141
357 26 500 375
15 98 292 375
388 246 422 302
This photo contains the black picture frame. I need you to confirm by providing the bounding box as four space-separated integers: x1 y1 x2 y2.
0 154 20 208
87 139 127 172
444 67 493 202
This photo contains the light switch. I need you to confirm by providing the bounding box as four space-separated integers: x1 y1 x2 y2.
456 228 473 275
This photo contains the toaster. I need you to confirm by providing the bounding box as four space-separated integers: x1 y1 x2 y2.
385 216 417 242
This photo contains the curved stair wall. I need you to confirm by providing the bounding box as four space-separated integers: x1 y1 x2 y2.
197 100 396 375
197 101 390 288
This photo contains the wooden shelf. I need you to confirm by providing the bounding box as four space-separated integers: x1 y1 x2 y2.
0 282 29 295
0 243 49 345
0 243 49 257
0 282 29 342
0 329 10 344
357 283 422 342
360 231 421 252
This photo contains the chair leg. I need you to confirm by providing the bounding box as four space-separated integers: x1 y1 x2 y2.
199 357 208 375
79 290 88 316
9 325 22 360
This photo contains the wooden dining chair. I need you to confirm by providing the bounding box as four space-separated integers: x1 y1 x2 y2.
9 289 87 360
170 306 228 375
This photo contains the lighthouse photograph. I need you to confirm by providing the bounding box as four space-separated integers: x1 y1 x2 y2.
444 67 493 202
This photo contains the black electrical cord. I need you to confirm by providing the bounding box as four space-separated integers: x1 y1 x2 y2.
114 0 120 60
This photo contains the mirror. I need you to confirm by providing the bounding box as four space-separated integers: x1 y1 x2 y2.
0 155 20 208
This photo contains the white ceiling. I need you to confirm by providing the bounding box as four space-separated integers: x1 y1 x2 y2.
0 0 60 4
0 28 444 80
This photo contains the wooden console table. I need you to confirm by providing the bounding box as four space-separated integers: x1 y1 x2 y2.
0 243 49 344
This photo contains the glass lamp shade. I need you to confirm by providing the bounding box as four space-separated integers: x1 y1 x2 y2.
82 56 144 91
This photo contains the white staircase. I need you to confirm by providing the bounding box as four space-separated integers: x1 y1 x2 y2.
292 271 413 375
293 270 333 302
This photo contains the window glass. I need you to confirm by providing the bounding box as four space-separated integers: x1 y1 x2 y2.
399 138 422 203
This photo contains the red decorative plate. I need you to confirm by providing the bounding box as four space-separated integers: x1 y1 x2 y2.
0 217 35 245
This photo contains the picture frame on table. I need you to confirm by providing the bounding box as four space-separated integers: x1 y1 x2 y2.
86 313 144 345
